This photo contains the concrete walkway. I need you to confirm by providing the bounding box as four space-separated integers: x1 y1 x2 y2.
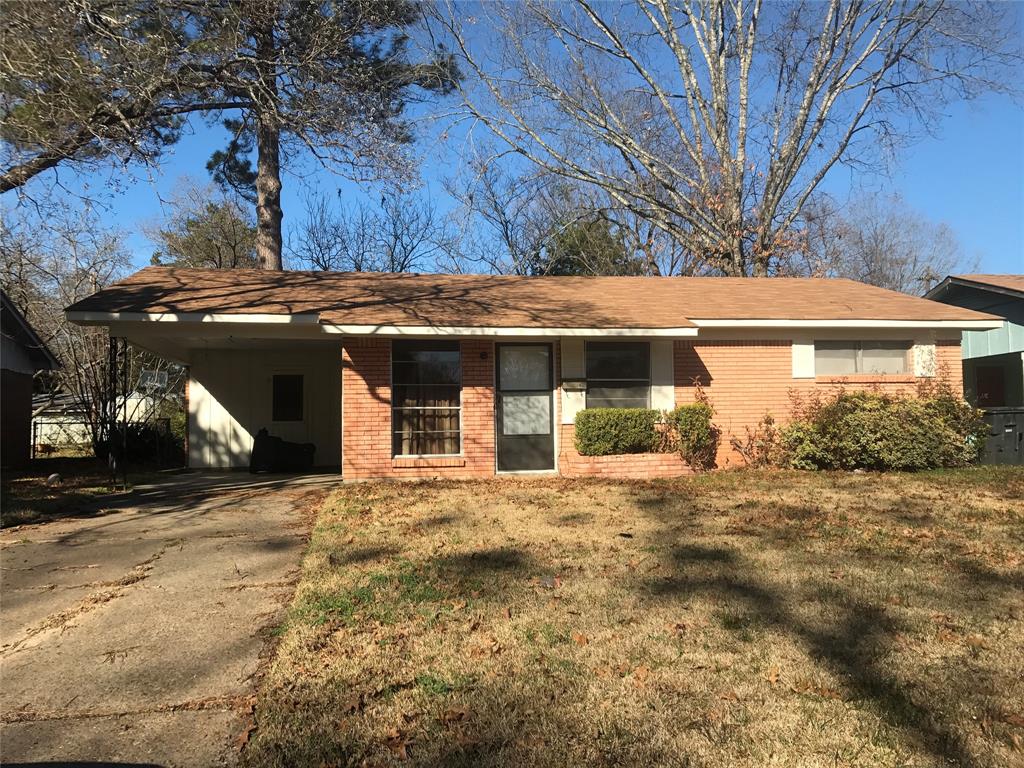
0 472 337 767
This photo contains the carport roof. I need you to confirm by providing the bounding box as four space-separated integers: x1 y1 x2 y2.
66 266 1001 330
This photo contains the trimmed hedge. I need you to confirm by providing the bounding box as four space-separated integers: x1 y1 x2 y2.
665 403 719 470
574 408 660 456
783 389 987 471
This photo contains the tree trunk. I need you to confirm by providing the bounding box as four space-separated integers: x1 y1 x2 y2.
253 11 283 271
255 116 283 270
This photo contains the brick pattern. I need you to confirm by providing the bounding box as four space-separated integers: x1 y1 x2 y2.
341 336 965 480
558 424 693 479
673 338 965 467
342 338 495 480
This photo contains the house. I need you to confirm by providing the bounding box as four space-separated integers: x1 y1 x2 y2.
924 274 1024 407
31 392 167 456
66 267 1001 479
2 290 59 467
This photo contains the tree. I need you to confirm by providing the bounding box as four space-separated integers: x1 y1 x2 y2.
0 203 184 456
444 154 702 276
435 0 1020 276
147 182 257 269
535 216 641 276
2 1 460 270
290 192 451 272
800 192 973 293
0 1 189 193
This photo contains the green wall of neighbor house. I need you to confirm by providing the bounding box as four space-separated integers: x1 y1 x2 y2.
926 280 1024 407
962 320 1024 360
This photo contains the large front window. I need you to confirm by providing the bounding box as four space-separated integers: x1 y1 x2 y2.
392 341 461 456
585 341 651 408
814 341 910 375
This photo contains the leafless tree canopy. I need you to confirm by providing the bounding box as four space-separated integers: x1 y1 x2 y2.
145 181 258 269
0 205 184 453
798 192 974 293
434 0 1021 276
290 193 453 273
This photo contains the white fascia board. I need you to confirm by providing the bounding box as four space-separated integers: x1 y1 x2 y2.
321 325 699 337
691 318 1002 330
66 311 321 325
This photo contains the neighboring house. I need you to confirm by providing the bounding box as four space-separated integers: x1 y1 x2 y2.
1 290 59 467
67 267 1000 479
924 274 1024 407
30 392 165 454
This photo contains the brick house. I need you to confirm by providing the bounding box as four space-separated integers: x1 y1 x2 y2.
67 267 1000 479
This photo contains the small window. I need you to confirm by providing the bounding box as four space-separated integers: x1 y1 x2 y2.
585 341 650 408
814 341 910 375
392 341 461 456
272 374 304 421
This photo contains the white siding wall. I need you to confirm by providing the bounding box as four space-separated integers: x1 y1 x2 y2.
559 337 675 424
188 347 342 468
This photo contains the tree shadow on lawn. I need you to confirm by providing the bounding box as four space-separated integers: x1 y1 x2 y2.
641 533 1007 767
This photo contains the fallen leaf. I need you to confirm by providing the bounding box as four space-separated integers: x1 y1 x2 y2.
440 707 469 724
340 693 365 715
451 600 467 611
234 718 256 751
572 632 589 646
384 729 413 760
1001 711 1024 728
503 606 512 620
666 621 688 635
634 665 650 682
617 532 634 539
766 666 780 687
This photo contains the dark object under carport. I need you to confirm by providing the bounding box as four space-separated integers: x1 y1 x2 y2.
980 408 1023 465
250 428 316 472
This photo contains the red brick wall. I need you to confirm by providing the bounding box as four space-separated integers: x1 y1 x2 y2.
341 336 965 479
558 424 693 478
341 338 495 480
673 339 964 467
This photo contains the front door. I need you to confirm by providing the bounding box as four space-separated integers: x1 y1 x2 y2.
496 344 555 472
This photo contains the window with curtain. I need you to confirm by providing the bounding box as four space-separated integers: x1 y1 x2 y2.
392 341 461 456
585 341 651 408
814 341 910 375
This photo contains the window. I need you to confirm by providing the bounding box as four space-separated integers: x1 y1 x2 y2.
585 341 650 408
272 374 304 421
392 341 461 456
814 341 910 376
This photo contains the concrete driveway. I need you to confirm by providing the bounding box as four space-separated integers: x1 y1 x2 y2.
0 472 336 767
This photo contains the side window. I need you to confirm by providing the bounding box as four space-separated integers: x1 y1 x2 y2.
272 374 304 421
814 341 910 375
585 341 651 408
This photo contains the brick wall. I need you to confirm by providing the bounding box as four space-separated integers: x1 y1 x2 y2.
341 338 495 480
558 424 693 478
673 338 964 467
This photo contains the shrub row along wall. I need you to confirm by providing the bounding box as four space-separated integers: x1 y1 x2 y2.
558 424 692 478
673 339 963 467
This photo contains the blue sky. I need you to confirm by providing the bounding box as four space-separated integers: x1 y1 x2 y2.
12 60 1024 277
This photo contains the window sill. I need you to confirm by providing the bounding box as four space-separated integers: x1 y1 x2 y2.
815 374 916 384
392 456 466 469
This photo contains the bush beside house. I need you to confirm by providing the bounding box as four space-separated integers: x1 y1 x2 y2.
783 388 987 471
574 384 983 473
574 408 661 456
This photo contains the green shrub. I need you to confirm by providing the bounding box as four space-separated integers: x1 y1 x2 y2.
574 408 660 456
666 402 719 470
782 388 986 472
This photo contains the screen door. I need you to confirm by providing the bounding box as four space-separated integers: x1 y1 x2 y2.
496 344 554 472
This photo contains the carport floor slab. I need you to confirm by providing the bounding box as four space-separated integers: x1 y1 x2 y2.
0 473 334 767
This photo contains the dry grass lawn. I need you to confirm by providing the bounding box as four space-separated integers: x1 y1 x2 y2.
243 468 1023 768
